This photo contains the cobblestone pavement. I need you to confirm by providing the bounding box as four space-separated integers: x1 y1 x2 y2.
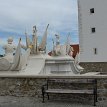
0 96 106 107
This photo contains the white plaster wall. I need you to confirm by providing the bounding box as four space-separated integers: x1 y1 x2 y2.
78 0 107 62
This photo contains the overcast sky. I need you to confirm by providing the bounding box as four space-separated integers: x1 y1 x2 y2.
0 0 78 51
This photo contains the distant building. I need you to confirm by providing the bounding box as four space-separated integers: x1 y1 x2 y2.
78 0 107 62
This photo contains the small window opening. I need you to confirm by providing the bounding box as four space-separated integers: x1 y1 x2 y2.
94 48 97 55
90 8 94 13
91 28 96 33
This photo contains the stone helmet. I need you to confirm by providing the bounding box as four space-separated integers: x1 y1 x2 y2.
7 37 13 44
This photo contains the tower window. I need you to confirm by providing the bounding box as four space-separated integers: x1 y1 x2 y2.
90 8 94 13
91 28 96 33
93 48 97 55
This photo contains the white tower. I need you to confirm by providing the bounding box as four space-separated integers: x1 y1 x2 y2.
78 0 107 62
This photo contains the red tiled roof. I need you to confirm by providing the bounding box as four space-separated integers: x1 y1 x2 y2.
71 44 79 58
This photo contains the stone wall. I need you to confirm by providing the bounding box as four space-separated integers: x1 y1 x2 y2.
80 62 107 73
0 78 46 97
0 77 106 102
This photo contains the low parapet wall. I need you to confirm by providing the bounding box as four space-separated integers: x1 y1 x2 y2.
0 77 106 102
0 78 46 97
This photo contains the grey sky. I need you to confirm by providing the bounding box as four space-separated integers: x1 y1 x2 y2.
0 0 78 54
0 0 78 36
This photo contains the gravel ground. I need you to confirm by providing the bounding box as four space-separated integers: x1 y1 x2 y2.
0 96 106 107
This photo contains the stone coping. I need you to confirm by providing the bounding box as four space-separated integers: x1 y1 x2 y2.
0 72 106 79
